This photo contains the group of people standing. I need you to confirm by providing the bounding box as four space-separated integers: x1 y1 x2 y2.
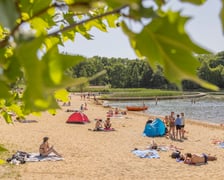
164 112 185 141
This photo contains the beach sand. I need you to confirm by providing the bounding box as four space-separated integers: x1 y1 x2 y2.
0 94 224 180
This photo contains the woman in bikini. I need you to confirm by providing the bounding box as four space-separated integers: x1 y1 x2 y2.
39 137 62 157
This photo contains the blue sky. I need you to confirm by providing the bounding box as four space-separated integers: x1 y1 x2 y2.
61 0 224 59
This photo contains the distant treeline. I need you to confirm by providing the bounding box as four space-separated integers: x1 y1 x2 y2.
71 51 224 90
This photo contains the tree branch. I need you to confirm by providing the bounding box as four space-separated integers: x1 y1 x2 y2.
0 1 90 48
48 5 129 37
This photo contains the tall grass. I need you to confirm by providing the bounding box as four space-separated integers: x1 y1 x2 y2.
102 88 183 98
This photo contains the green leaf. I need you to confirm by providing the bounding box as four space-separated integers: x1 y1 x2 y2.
42 46 85 86
4 56 23 82
54 89 69 102
15 37 56 111
220 0 224 34
130 5 155 21
1 111 12 123
62 30 76 42
63 13 77 25
44 37 61 51
104 14 119 28
8 104 24 118
122 10 219 90
0 81 11 99
0 0 19 29
19 0 52 18
84 19 107 32
154 0 166 7
0 145 8 152
75 25 93 39
30 18 49 36
104 0 139 8
48 109 57 115
180 0 206 5
0 159 6 165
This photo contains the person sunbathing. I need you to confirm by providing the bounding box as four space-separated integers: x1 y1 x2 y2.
39 137 62 157
211 139 223 144
183 153 217 165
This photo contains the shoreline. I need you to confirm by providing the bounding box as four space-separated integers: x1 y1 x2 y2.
123 108 224 130
99 92 207 101
100 95 224 125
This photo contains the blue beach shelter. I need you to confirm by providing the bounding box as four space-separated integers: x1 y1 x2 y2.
143 118 166 137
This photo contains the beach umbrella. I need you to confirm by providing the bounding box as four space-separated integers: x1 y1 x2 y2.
66 111 90 124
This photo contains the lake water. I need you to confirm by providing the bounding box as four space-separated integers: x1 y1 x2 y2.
106 95 224 124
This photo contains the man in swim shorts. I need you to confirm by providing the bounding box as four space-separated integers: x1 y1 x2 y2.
184 153 217 165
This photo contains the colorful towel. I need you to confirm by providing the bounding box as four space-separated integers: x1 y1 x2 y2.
132 149 160 159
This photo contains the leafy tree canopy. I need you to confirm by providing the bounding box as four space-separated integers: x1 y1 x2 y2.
0 0 222 122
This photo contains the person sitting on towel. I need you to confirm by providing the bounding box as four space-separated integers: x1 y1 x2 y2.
39 137 62 157
104 118 112 129
94 119 104 131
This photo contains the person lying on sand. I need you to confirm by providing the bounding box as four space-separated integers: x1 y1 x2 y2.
182 153 217 165
169 144 184 151
39 137 62 157
211 139 224 144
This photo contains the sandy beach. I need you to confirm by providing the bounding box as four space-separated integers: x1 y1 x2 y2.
0 94 224 180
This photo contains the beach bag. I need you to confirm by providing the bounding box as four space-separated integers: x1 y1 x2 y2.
171 151 181 159
7 151 30 164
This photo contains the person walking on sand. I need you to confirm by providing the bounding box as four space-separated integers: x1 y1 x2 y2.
39 137 62 157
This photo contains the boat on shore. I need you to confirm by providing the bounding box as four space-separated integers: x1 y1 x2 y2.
126 106 148 111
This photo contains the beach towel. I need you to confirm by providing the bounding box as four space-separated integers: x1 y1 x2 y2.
104 128 115 131
25 153 64 162
88 128 116 132
132 149 160 159
218 142 224 148
7 151 64 165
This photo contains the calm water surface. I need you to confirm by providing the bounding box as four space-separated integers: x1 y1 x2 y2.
107 95 224 124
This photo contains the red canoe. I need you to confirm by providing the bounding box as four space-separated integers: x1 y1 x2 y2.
126 106 148 111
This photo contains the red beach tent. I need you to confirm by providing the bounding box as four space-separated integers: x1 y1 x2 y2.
66 111 90 124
